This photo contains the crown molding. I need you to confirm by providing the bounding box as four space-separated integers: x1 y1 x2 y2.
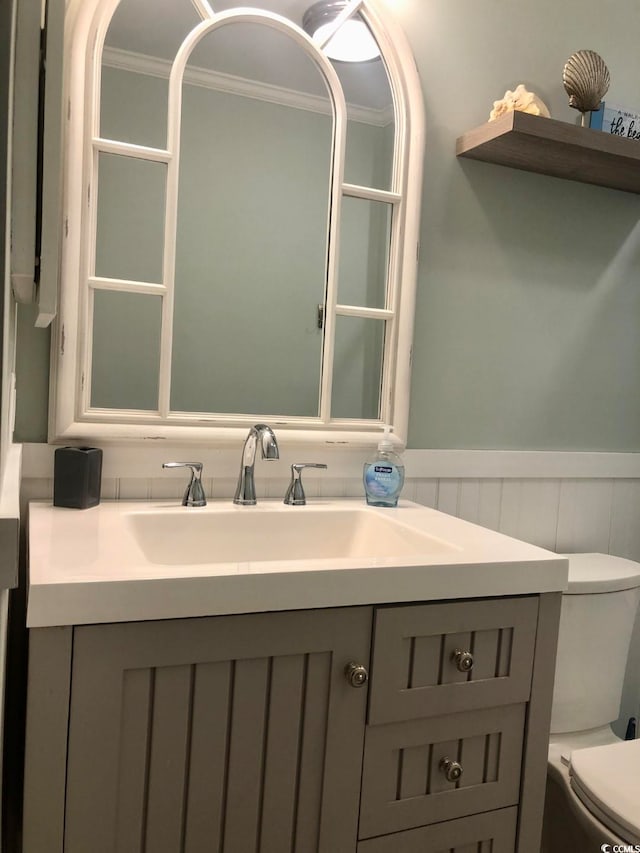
102 46 394 126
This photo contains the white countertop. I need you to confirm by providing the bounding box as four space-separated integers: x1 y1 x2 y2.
27 499 568 627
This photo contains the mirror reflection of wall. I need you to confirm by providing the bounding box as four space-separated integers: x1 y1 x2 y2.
47 0 430 445
92 0 396 421
170 25 331 417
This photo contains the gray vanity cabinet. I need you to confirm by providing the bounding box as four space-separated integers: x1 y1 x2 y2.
24 607 373 853
22 594 560 853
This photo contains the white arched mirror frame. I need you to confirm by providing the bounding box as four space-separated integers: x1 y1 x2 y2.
51 0 425 448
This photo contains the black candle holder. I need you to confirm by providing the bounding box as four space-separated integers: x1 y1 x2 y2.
53 447 103 509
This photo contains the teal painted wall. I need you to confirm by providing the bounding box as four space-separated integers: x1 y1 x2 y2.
14 0 640 448
395 0 640 449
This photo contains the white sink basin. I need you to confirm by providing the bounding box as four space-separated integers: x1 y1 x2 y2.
126 504 458 565
27 499 568 628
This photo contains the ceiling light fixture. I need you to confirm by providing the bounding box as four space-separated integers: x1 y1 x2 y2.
302 1 380 63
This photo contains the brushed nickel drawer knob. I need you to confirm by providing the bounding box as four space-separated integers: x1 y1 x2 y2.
345 662 368 688
452 648 474 672
439 757 463 782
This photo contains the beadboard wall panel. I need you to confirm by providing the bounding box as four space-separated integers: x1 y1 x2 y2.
610 480 640 562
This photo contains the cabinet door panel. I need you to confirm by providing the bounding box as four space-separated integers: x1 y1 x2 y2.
183 661 233 851
115 667 154 850
259 654 307 852
359 704 525 838
357 806 518 853
369 597 538 723
294 651 333 853
146 665 194 852
64 608 372 853
223 657 272 851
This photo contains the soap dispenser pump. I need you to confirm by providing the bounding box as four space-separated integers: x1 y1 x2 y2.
363 428 405 507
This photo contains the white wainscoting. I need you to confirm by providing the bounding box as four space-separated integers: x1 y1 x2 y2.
19 443 640 731
408 477 640 560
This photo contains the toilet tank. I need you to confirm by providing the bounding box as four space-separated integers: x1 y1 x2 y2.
550 553 640 735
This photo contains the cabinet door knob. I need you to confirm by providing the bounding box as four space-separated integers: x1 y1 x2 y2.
439 757 463 782
345 662 368 688
452 648 474 672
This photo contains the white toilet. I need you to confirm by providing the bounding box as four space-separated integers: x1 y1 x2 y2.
542 553 640 852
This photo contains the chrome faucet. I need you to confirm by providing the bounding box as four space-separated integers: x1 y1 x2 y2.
233 424 279 505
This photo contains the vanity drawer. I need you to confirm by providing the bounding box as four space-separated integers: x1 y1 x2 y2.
359 704 525 839
368 596 538 724
357 806 518 853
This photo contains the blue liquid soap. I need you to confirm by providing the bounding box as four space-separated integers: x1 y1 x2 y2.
363 430 405 507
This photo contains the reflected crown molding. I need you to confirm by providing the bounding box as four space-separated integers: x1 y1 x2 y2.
102 46 394 127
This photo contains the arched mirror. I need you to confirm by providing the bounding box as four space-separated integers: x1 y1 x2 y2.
53 0 425 446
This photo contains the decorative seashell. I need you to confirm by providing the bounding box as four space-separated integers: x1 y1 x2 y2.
563 50 610 114
488 84 551 122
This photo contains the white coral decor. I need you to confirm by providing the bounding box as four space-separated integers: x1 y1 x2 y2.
489 84 551 121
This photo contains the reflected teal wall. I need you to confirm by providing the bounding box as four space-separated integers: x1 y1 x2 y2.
97 67 388 420
169 83 332 418
14 0 640 449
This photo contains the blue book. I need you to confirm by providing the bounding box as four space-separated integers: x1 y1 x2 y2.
589 104 604 130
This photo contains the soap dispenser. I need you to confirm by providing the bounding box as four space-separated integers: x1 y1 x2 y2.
363 428 405 507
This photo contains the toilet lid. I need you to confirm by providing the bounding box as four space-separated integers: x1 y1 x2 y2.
563 553 640 594
569 739 640 844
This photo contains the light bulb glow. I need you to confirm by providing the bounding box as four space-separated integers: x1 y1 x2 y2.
314 19 380 63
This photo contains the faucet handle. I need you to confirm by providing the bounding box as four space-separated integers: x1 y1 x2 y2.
162 462 207 507
283 463 327 506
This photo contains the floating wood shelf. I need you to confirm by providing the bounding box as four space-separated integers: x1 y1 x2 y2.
456 111 640 194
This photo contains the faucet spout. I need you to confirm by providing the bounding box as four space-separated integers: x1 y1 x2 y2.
233 424 279 505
